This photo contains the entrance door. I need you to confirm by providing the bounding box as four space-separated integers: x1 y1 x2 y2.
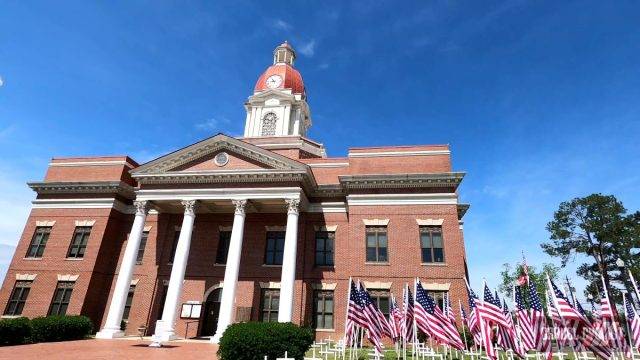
200 288 222 337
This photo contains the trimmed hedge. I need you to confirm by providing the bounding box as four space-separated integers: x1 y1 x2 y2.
31 315 93 343
0 315 93 346
217 322 314 360
0 317 32 346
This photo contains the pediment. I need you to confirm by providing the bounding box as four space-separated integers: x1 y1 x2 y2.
131 133 309 175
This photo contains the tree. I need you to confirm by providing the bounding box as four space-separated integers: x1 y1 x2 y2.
499 262 560 306
542 194 640 304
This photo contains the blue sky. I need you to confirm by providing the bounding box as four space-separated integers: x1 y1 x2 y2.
1 1 639 301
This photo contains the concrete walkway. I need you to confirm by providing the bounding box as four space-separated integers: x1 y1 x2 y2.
0 338 219 360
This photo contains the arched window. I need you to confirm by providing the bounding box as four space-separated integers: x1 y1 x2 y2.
261 112 277 136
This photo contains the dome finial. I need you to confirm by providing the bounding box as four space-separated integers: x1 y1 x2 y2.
273 41 296 66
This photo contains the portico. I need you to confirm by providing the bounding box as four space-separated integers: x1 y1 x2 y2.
97 187 305 344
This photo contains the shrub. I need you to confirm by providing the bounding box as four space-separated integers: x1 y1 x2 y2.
31 315 93 343
218 322 314 360
0 317 32 346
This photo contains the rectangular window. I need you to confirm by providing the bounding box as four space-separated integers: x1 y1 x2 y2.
315 231 335 266
369 289 391 318
136 232 149 264
26 226 51 258
157 283 169 320
169 230 180 263
420 226 445 263
264 231 285 265
67 226 91 258
215 231 231 264
4 280 32 316
122 285 136 321
313 290 334 329
430 291 447 310
365 226 388 263
260 289 280 322
48 281 74 316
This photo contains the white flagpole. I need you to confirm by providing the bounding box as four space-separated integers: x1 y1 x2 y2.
345 277 353 347
629 270 640 305
459 299 468 351
413 279 419 359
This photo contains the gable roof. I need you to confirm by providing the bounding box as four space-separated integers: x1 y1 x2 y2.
130 133 318 189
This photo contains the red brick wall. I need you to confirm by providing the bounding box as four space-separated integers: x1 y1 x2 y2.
1 203 468 343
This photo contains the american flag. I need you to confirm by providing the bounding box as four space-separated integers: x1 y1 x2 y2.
546 291 569 347
355 283 385 353
389 294 403 342
414 280 464 349
547 277 612 359
467 281 496 359
599 276 629 355
514 285 535 351
476 283 511 328
624 292 640 350
445 293 456 326
345 279 366 345
401 285 415 344
517 256 530 286
495 295 524 357
465 283 483 347
527 280 551 360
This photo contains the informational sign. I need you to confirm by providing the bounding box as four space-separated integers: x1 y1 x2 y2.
180 302 202 319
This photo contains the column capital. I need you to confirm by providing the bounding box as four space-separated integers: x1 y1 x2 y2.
285 198 300 215
181 200 198 216
232 199 247 215
133 200 150 216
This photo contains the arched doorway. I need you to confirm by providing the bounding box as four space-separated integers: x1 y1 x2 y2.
200 288 222 337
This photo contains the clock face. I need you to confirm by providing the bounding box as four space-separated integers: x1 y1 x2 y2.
265 75 282 89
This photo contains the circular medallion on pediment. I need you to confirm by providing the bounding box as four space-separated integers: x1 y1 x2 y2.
214 152 229 167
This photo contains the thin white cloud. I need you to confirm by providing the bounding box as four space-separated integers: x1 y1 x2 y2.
0 76 4 87
196 117 230 131
272 19 292 31
318 63 330 70
298 39 316 57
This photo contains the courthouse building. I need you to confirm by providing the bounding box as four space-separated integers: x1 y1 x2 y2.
0 42 470 343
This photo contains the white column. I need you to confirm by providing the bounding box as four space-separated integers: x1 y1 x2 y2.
96 201 149 339
211 199 247 343
278 198 299 322
150 200 197 345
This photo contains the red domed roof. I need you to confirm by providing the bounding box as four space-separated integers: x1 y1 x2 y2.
254 63 305 95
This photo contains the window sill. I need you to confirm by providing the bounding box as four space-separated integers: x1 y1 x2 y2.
23 257 43 261
1 315 21 319
315 328 335 332
364 262 390 266
65 258 84 261
421 262 447 266
213 263 226 267
262 264 282 267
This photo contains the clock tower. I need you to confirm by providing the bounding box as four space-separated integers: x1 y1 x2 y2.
243 41 312 138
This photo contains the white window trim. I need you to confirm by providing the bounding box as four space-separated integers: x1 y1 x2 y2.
35 220 56 227
75 220 96 227
362 281 392 290
57 274 79 282
259 281 281 289
362 219 390 226
311 283 337 291
16 273 37 281
314 225 338 232
416 219 444 226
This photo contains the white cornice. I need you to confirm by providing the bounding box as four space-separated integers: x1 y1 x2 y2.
49 160 136 168
135 186 305 202
307 202 347 213
347 193 457 206
348 150 450 158
308 162 349 168
32 198 130 213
